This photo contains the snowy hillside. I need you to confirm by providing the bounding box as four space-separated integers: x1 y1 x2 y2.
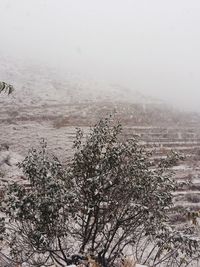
0 57 162 106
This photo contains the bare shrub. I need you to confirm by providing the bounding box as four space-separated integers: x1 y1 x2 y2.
185 193 200 203
170 213 187 224
121 258 136 267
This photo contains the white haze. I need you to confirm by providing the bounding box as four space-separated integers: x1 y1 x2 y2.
0 0 200 111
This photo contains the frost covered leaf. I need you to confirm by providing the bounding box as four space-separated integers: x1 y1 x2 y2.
0 82 14 95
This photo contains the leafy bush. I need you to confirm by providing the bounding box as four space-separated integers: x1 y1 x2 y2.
1 117 200 267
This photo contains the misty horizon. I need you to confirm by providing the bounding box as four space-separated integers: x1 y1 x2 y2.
0 0 200 111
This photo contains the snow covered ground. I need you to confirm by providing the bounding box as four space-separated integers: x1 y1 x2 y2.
1 59 200 266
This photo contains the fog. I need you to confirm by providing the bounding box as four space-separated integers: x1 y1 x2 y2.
0 0 200 111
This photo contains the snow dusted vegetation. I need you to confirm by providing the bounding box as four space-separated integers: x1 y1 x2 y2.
2 0 200 265
1 59 200 266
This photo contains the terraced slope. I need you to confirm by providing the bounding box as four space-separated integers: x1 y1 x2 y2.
1 59 200 227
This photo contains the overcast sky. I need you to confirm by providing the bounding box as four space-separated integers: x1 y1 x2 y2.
0 0 200 111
